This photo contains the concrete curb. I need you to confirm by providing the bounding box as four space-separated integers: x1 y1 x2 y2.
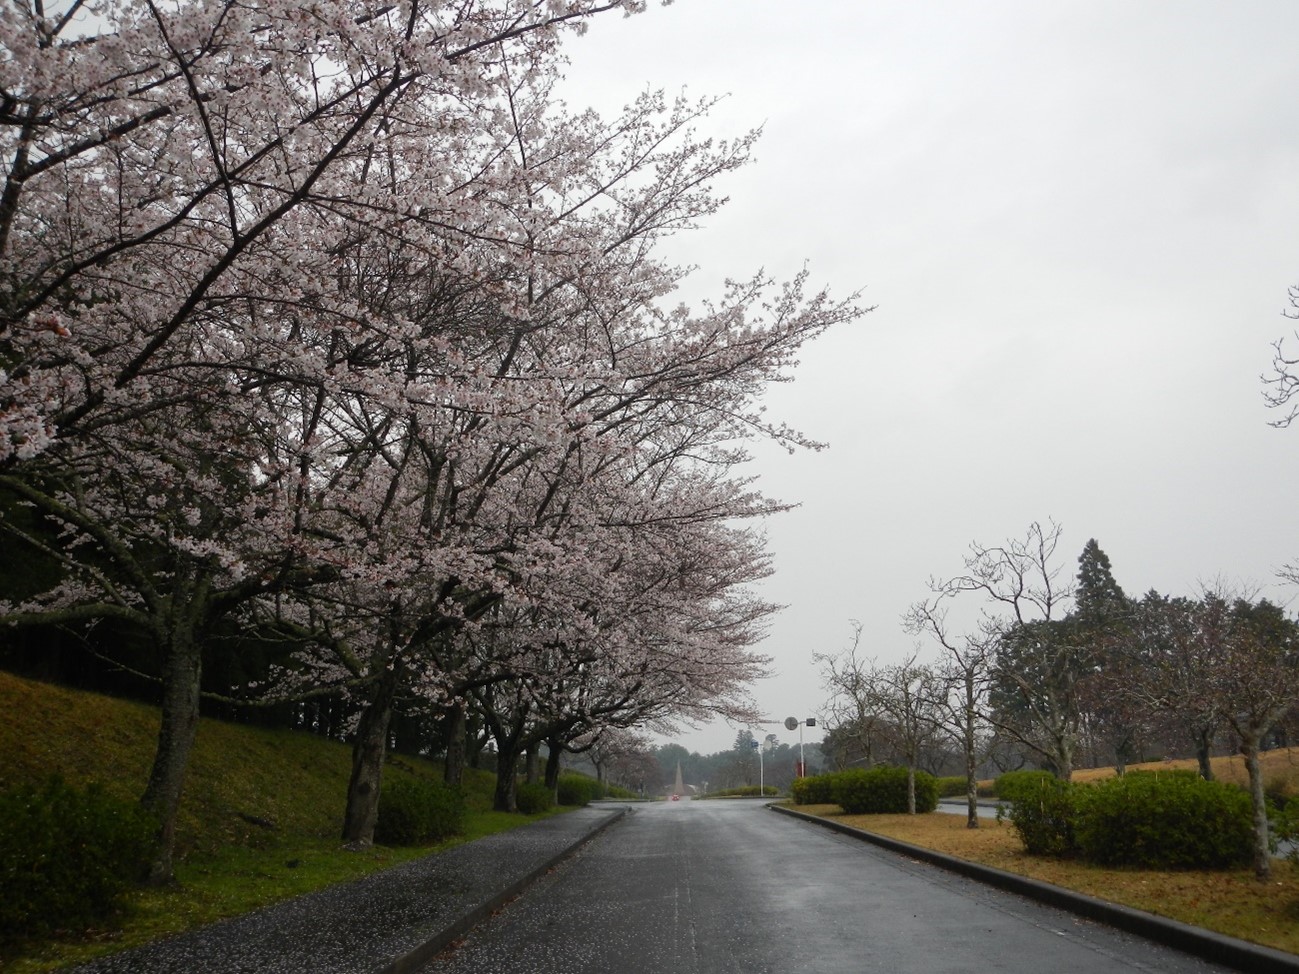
379 805 628 974
770 804 1299 974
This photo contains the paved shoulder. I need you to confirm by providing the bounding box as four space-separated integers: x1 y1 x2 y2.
70 806 627 974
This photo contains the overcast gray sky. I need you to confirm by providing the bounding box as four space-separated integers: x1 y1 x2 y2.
559 0 1299 756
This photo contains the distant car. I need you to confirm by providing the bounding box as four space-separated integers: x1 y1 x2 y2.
671 794 680 801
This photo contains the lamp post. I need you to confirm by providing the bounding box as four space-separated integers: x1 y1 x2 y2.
785 716 817 777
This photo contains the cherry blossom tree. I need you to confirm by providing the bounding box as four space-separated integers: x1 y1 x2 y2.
569 726 655 794
0 0 664 879
1 0 866 866
257 66 856 833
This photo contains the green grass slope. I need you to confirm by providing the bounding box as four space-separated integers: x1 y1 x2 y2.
0 670 537 971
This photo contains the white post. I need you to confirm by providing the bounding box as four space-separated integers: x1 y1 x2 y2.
799 722 805 778
759 745 764 795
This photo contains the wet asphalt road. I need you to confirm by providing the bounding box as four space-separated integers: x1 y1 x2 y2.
419 799 1236 974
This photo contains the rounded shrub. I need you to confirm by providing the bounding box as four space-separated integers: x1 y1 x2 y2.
0 777 155 944
375 777 465 846
515 782 555 814
1074 772 1253 869
557 773 604 806
1000 773 1078 857
832 766 938 814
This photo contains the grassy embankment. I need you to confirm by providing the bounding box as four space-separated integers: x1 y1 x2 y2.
795 751 1299 955
0 670 564 972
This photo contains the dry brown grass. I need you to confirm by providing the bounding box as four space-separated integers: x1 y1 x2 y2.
794 763 1299 957
1071 749 1299 795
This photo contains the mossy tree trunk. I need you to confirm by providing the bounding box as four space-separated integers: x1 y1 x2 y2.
141 609 204 885
543 737 563 792
493 736 521 812
442 701 466 787
1241 733 1272 880
342 659 402 848
1194 726 1215 781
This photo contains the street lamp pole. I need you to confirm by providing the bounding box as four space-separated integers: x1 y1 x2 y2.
789 722 800 784
785 716 817 777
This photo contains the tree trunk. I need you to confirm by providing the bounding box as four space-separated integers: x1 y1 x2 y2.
1242 735 1272 880
1114 731 1134 776
341 664 400 848
906 764 917 814
1054 729 1074 782
543 739 563 792
963 672 979 829
141 624 203 885
493 738 521 812
1194 727 1215 781
442 703 467 787
524 742 539 784
467 722 488 770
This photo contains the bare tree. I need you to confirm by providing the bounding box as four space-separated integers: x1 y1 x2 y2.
815 622 886 769
1108 591 1221 780
1122 587 1299 880
1201 595 1299 880
944 520 1074 624
936 520 1082 779
871 653 943 814
818 626 941 813
905 596 994 828
1262 284 1299 430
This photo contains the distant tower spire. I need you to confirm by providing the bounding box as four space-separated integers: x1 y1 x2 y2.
674 761 685 796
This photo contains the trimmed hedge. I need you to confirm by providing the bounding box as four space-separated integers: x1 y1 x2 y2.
936 776 967 798
1000 770 1256 869
515 782 555 814
712 785 778 798
994 770 1058 803
791 772 837 805
0 778 155 943
1074 772 1253 869
832 766 938 814
557 773 605 806
375 777 465 846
